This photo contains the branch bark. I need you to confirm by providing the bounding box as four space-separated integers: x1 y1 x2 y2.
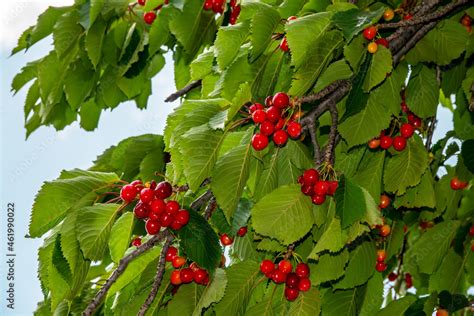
307 121 322 165
324 103 338 165
204 196 217 220
190 189 214 211
165 80 202 103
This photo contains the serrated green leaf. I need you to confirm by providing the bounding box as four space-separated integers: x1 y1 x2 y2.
461 140 474 174
353 151 385 201
190 48 215 81
362 46 392 92
344 34 366 72
108 212 135 263
256 238 286 253
335 176 367 228
193 269 227 316
385 221 404 259
250 5 280 60
322 288 358 316
252 184 314 245
359 273 384 316
148 5 175 55
85 17 106 68
429 248 466 293
59 211 82 275
64 60 94 110
332 7 384 41
310 217 345 254
215 21 250 70
288 288 321 316
53 10 83 56
313 60 353 93
377 296 417 316
395 171 436 209
335 241 376 289
254 147 280 201
370 62 408 116
168 283 203 315
406 66 438 118
310 249 349 284
79 98 101 131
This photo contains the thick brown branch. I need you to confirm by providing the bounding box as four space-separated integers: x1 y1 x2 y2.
307 121 322 165
165 80 202 103
83 232 167 316
324 103 338 165
298 80 347 104
190 189 214 211
392 21 437 66
138 231 173 316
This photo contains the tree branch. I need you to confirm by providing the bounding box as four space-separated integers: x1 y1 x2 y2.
307 121 322 165
138 231 173 316
204 196 217 220
298 80 347 105
83 232 167 316
469 83 474 112
324 103 338 165
190 189 214 211
392 21 437 66
165 80 202 103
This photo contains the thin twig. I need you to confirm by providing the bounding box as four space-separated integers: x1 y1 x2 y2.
190 190 214 211
393 21 437 66
204 197 217 220
298 80 347 105
425 117 437 150
324 103 338 165
175 178 211 193
165 80 202 102
469 83 474 112
307 121 322 165
138 231 173 316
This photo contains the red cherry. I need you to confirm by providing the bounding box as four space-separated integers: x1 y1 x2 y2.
469 225 474 236
172 256 186 269
271 270 287 284
375 262 387 272
450 177 462 190
260 260 275 274
279 37 289 52
278 260 293 274
285 273 300 289
212 0 224 14
138 0 146 5
170 220 183 231
379 136 392 149
260 121 275 136
203 0 212 10
194 269 209 284
140 188 155 203
376 249 386 262
265 106 281 123
287 121 302 139
252 134 269 151
436 309 449 316
375 38 389 48
379 194 390 209
249 103 264 114
380 224 391 237
298 278 311 292
150 199 166 213
311 194 326 205
301 185 314 196
180 268 194 284
252 109 267 124
121 184 138 202
160 213 174 227
131 237 142 247
368 138 380 149
176 210 190 225
155 181 173 199
471 244 474 252
166 200 180 215
314 181 329 196
287 16 297 21
461 14 472 27
295 263 310 278
166 246 178 262
145 220 161 235
143 12 156 25
401 101 409 113
134 202 149 219
265 96 273 107
274 118 285 130
410 115 422 129
405 273 413 288
392 136 407 151
273 130 288 146
148 210 161 221
237 226 248 237
400 123 414 138
284 287 299 301
327 181 339 196
388 272 397 281
170 270 182 285
404 14 413 20
303 169 319 185
229 16 237 25
272 92 290 109
220 233 234 246
131 180 144 191
363 26 377 40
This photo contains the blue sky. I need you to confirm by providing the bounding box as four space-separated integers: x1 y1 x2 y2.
0 1 455 315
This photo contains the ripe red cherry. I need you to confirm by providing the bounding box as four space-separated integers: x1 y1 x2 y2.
284 287 299 301
400 123 414 138
252 109 267 124
131 179 144 191
388 272 397 281
172 256 186 268
170 270 182 285
180 268 194 284
260 121 275 136
380 224 391 237
461 14 472 27
134 202 149 219
404 14 413 20
160 213 174 227
176 210 190 225
393 136 407 151
327 181 339 196
194 269 209 284
150 199 166 213
131 237 142 247
400 101 409 113
375 262 387 272
145 220 161 235
249 103 264 113
411 116 422 129
379 194 390 209
285 273 300 289
220 233 234 246
143 12 156 25
155 181 173 199
287 121 302 139
271 270 287 284
312 194 326 205
363 26 377 40
170 220 183 231
405 273 413 288
298 278 311 292
121 184 138 202
138 0 146 5
314 181 329 196
375 38 389 48
287 16 297 21
265 106 281 123
273 130 288 146
379 136 392 149
469 225 474 236
212 0 224 14
368 138 380 149
166 246 178 262
148 210 161 221
252 134 269 151
376 249 386 262
272 92 290 109
166 200 180 214
203 0 212 10
237 226 247 237
278 260 293 274
301 185 314 196
260 259 275 274
297 176 305 185
450 177 463 190
303 169 319 185
471 244 474 252
140 188 155 203
279 37 289 52
436 309 449 316
295 263 309 278
265 96 273 107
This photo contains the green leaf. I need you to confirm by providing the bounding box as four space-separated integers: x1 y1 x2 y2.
335 241 376 289
406 220 460 274
353 151 385 201
252 184 314 245
310 249 349 284
377 296 417 316
53 10 83 56
79 98 101 131
30 170 119 237
177 210 221 273
362 46 392 92
168 283 203 315
310 217 345 254
370 62 408 116
359 273 384 316
215 21 250 70
288 288 321 315
322 288 358 316
190 48 215 80
406 66 439 118
394 171 436 209
335 176 367 228
250 5 281 60
461 140 474 174
383 135 428 195
332 7 384 41
139 149 165 183
193 269 227 315
59 212 82 275
254 147 280 201
429 248 466 293
89 0 104 25
313 60 353 93
108 212 135 263
214 260 260 315
341 54 370 121
149 6 175 56
85 17 106 68
11 62 38 94
344 34 366 72
64 60 94 110
289 30 344 96
76 203 120 261
385 222 405 259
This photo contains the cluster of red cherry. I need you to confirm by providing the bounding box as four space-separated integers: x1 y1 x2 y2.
279 16 297 52
166 246 210 286
219 227 247 247
250 92 302 151
297 169 338 205
387 272 413 288
375 194 392 238
138 0 169 25
362 25 389 54
259 259 311 301
203 0 240 23
375 249 387 272
450 176 469 190
120 180 190 235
